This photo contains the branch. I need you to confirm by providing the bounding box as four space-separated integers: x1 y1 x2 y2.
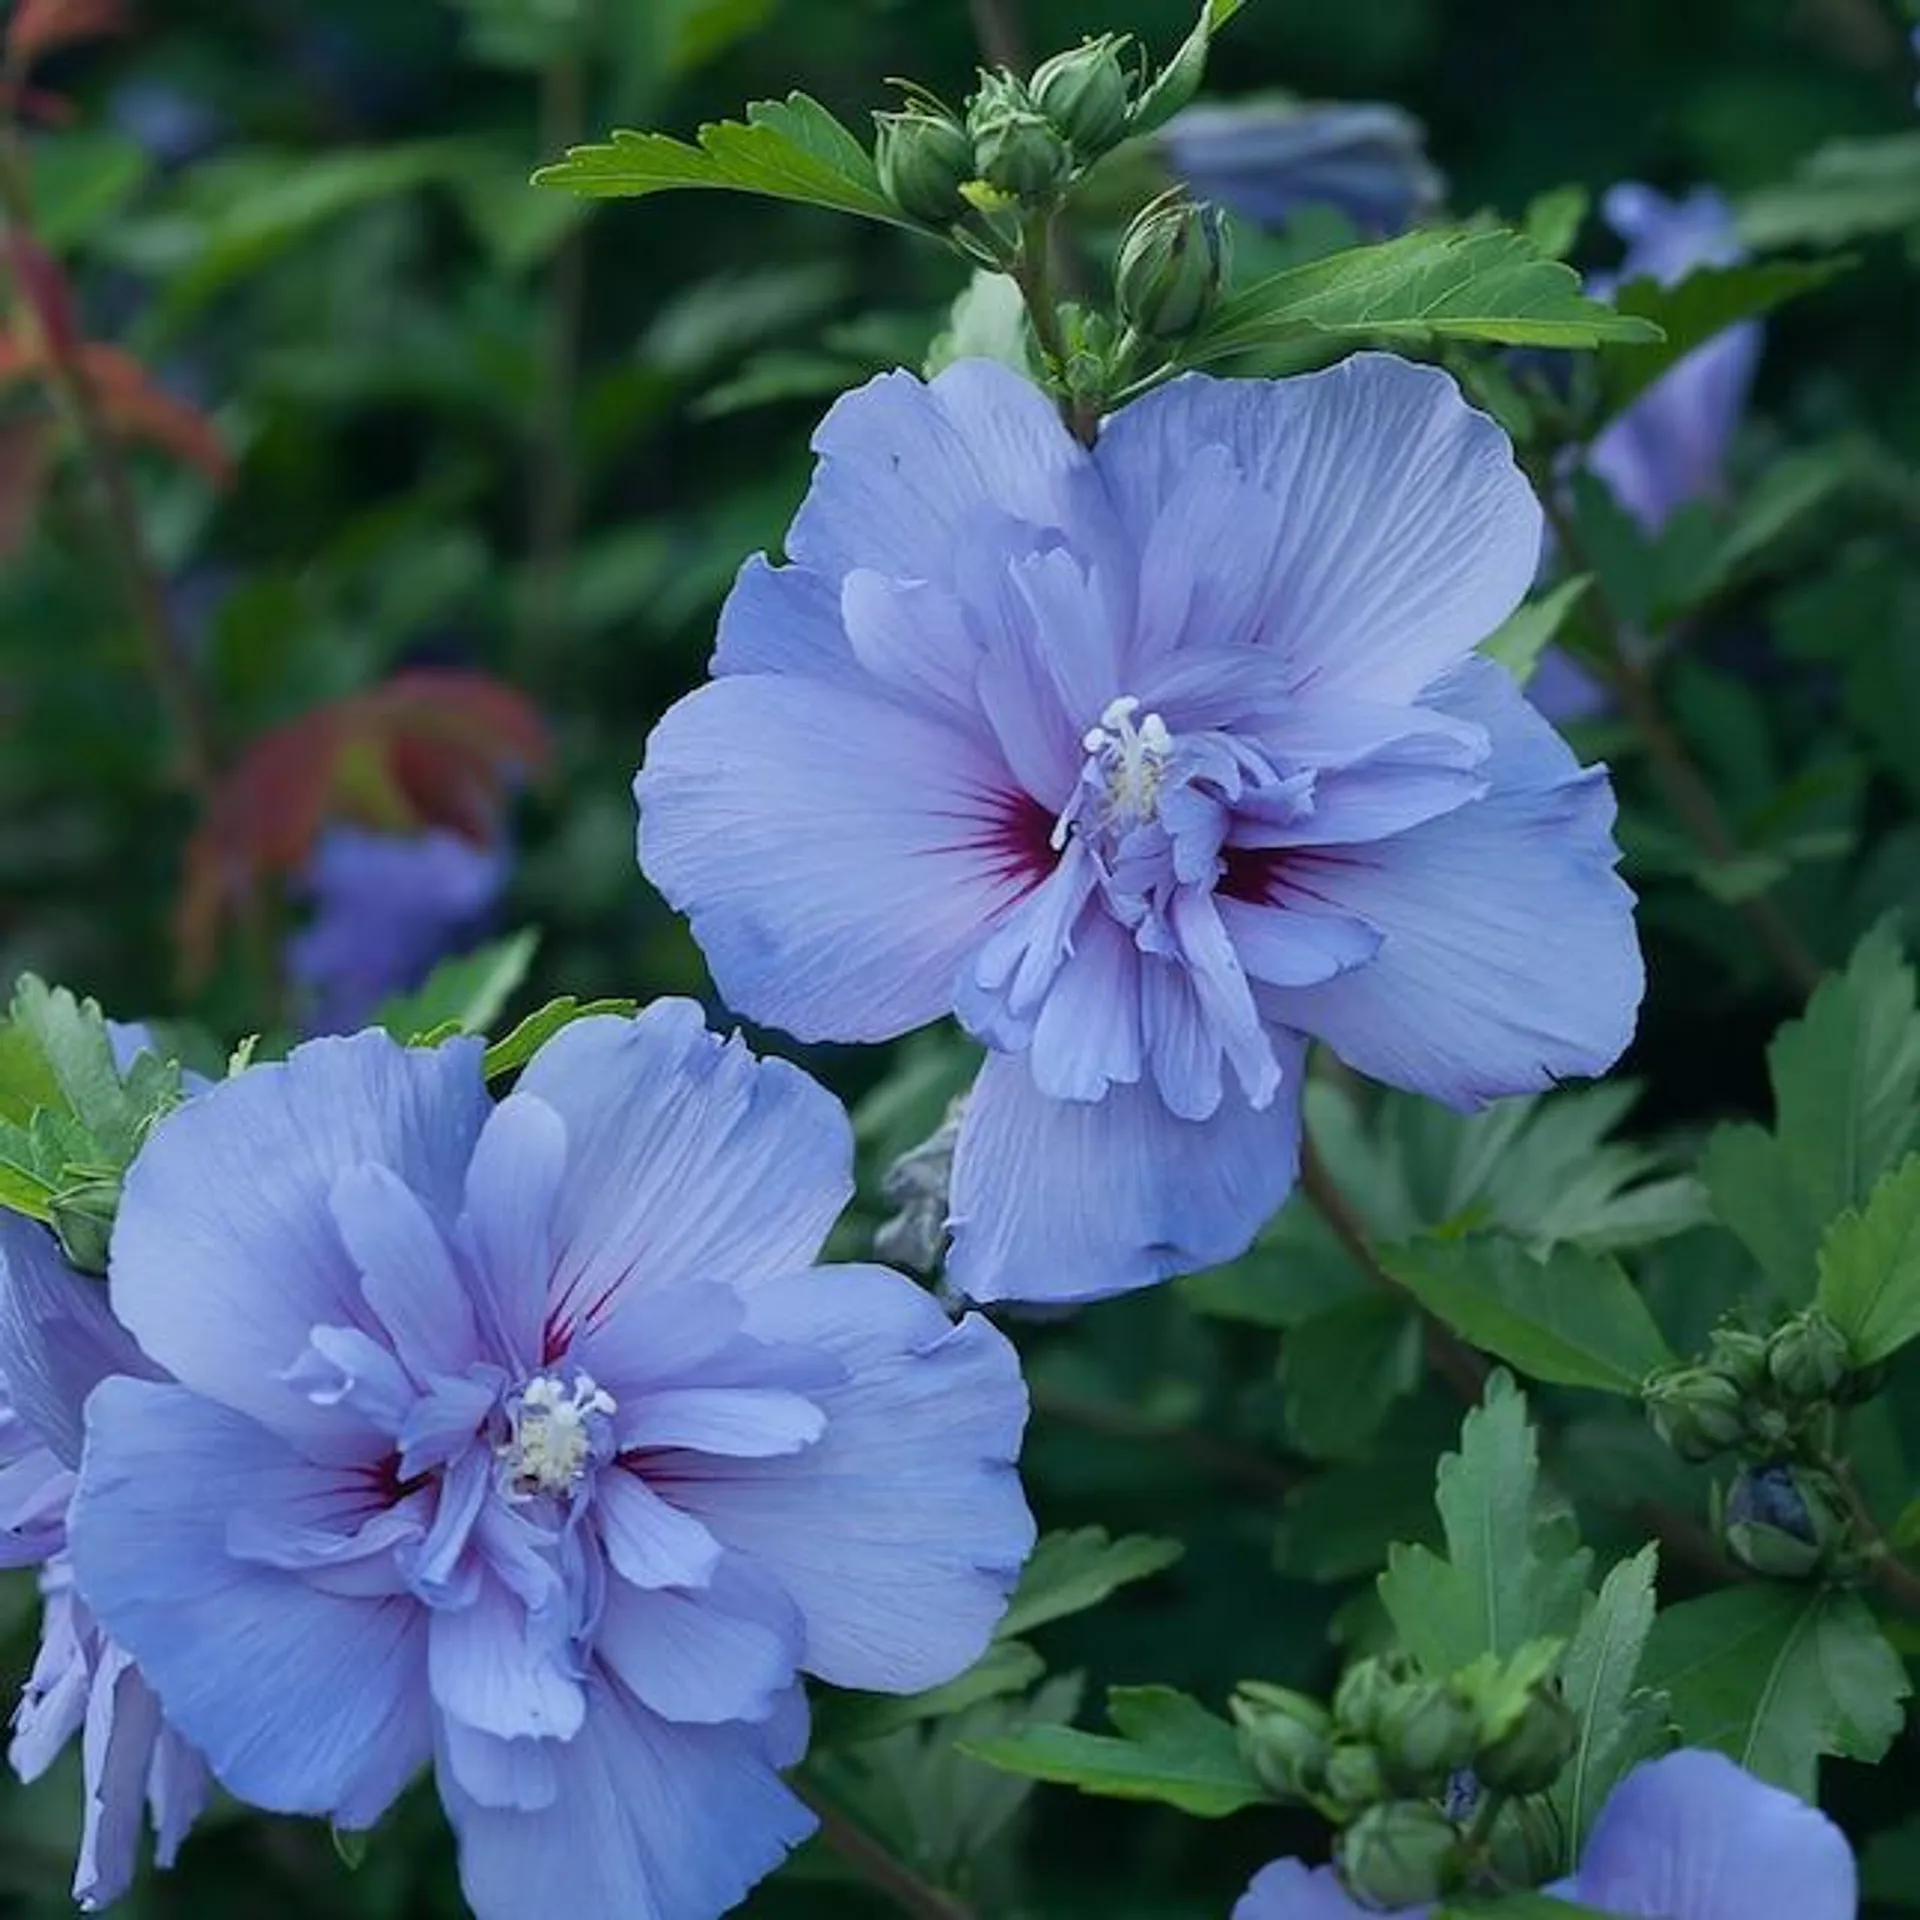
793 1780 978 1920
1033 1382 1300 1499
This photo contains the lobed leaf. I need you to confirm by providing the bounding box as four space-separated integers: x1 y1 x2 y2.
1129 0 1251 139
373 930 540 1046
996 1528 1184 1641
1815 1151 1920 1366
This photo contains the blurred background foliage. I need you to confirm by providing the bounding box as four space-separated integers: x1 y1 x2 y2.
2 0 1920 1915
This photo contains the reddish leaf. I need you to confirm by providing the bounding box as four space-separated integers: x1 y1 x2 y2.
6 0 127 67
0 413 51 559
3 234 80 363
177 672 550 981
80 346 232 486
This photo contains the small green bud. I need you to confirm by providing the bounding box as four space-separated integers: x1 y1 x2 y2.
1475 1684 1577 1795
1643 1365 1747 1463
1723 1462 1851 1581
1321 1741 1389 1817
1377 1681 1480 1794
1331 1656 1404 1743
1706 1325 1770 1396
874 107 976 225
1030 35 1133 157
1229 1683 1330 1801
1115 193 1230 340
1336 1801 1462 1911
1486 1796 1567 1890
969 73 1071 199
1766 1310 1852 1406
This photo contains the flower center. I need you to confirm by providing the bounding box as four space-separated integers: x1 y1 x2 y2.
1054 695 1174 849
497 1372 616 1500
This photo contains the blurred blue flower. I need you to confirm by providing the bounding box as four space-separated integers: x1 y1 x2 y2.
69 1007 1033 1920
639 356 1641 1304
287 825 508 1035
1161 97 1445 236
1232 1749 1855 1917
107 79 225 168
0 1204 210 1910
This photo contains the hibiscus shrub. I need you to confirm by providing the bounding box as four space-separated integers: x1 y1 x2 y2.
1 2 1919 1918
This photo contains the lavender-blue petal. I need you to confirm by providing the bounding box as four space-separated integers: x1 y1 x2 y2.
946 1042 1305 1304
1572 1749 1856 1920
69 1378 432 1822
1233 1858 1420 1918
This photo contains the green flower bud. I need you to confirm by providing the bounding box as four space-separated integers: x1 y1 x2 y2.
1321 1741 1389 1817
1115 193 1230 341
969 74 1071 199
1486 1795 1567 1890
874 107 976 225
1030 35 1133 157
1336 1801 1462 1911
1766 1310 1852 1406
1229 1683 1331 1801
1643 1364 1746 1463
1377 1681 1480 1794
1723 1462 1851 1581
1475 1683 1577 1796
1331 1656 1403 1743
1706 1325 1770 1396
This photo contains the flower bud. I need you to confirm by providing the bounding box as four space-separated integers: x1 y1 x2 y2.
1643 1364 1746 1463
1706 1325 1770 1396
1486 1795 1566 1889
1030 35 1133 158
1230 1683 1331 1801
1321 1741 1388 1817
1766 1310 1852 1406
1474 1684 1577 1796
1115 193 1230 340
1378 1681 1480 1794
51 1176 119 1276
1331 1656 1403 1743
1336 1801 1462 1911
968 74 1071 199
874 107 976 225
1724 1462 1851 1581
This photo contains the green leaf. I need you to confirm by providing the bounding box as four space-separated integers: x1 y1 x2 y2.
9 977 135 1158
820 1640 1045 1745
373 931 540 1045
1521 184 1589 260
0 1021 63 1128
961 1685 1266 1817
1441 1897 1615 1920
1378 1373 1590 1673
925 270 1035 380
1639 1584 1908 1797
996 1528 1184 1640
1189 227 1662 365
1549 1546 1666 1861
1703 923 1920 1301
1379 1238 1676 1396
1738 132 1920 250
532 94 914 231
483 995 639 1080
1598 259 1853 416
1479 575 1592 688
1280 1294 1423 1459
1130 0 1251 138
1815 1152 1920 1365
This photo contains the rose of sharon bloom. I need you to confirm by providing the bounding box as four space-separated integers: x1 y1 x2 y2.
288 825 507 1035
1529 182 1763 727
638 355 1642 1304
68 1006 1033 1920
1232 1749 1857 1919
1161 97 1445 237
0 1026 211 1912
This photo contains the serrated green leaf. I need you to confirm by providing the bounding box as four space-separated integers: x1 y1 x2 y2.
1815 1151 1920 1365
1598 259 1853 416
1738 131 1920 250
0 1022 63 1127
1380 1238 1676 1396
9 977 135 1159
1379 1373 1590 1672
533 94 914 231
961 1685 1265 1817
819 1639 1045 1745
996 1528 1184 1641
483 996 639 1079
1639 1584 1908 1798
1479 575 1592 687
1130 0 1250 138
1189 228 1662 364
1703 923 1920 1302
1522 184 1589 260
1280 1294 1423 1460
1550 1546 1667 1862
373 931 540 1045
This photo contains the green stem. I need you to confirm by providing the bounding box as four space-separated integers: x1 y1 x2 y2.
1824 1455 1920 1616
967 0 1031 72
1012 211 1097 445
792 1780 977 1920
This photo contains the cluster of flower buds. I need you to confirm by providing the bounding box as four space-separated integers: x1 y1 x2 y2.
873 35 1137 228
1231 1650 1579 1908
1643 1308 1868 1466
